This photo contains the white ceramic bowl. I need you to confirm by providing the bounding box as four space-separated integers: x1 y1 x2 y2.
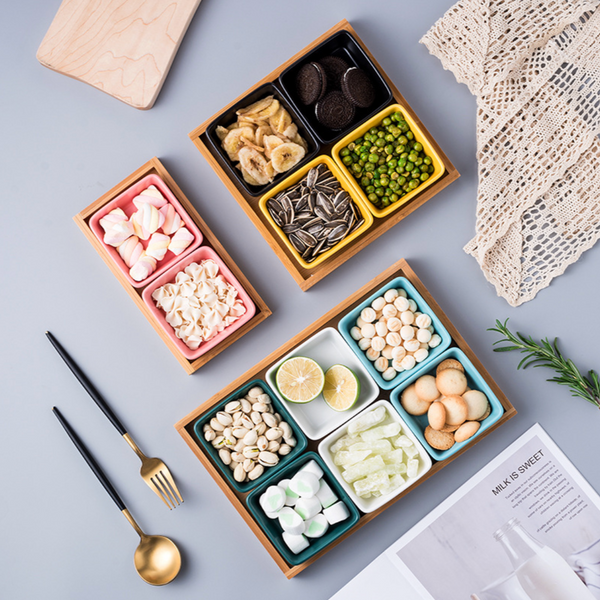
265 327 379 440
318 399 432 513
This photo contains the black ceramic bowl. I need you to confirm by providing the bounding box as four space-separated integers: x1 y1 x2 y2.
279 31 393 145
206 82 320 197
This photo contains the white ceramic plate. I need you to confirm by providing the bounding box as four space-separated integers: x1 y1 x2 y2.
318 399 432 513
265 328 379 440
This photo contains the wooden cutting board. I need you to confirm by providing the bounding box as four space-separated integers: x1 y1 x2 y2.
37 0 201 110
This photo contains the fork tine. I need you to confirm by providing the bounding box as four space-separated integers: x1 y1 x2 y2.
160 469 183 504
151 475 175 510
157 471 181 507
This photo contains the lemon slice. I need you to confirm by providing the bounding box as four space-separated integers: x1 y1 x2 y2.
323 365 360 411
276 357 324 403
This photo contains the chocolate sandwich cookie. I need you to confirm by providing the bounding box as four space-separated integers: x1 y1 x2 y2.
315 91 355 129
319 55 349 90
341 67 375 108
296 62 327 106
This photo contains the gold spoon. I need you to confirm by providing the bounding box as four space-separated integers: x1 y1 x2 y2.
53 407 182 585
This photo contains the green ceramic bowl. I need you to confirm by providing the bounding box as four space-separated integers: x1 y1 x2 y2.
193 379 308 493
246 452 360 566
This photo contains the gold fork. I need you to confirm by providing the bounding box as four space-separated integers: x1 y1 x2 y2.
46 331 183 509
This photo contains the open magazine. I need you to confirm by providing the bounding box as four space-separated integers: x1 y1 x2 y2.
332 424 600 600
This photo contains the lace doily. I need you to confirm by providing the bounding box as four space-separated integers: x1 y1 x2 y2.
421 0 600 306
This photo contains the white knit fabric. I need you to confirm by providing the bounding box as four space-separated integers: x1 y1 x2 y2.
421 0 600 306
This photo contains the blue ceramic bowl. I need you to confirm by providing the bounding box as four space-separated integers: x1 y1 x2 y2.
390 348 505 461
193 379 308 493
246 452 360 566
338 277 451 390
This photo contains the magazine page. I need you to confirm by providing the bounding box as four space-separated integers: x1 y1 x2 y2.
333 424 600 600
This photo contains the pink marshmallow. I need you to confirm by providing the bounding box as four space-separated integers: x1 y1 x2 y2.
146 232 170 261
99 208 127 233
129 253 157 282
159 204 182 235
104 220 134 247
118 236 143 268
168 227 194 256
133 186 167 209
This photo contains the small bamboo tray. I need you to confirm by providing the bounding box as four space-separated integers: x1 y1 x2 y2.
175 259 516 576
74 157 271 374
189 21 460 291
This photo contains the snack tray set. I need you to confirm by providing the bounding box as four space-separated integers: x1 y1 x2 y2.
189 20 460 291
74 158 271 374
176 259 517 578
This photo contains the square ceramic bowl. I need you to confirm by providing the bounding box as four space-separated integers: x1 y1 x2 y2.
205 82 320 197
390 348 505 461
265 327 379 440
338 277 451 390
245 452 360 566
318 400 432 513
332 104 445 219
89 174 203 287
258 155 374 270
142 246 256 360
279 30 393 145
193 379 308 493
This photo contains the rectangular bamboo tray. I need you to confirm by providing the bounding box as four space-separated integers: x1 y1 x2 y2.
175 259 516 576
189 20 460 291
74 157 271 374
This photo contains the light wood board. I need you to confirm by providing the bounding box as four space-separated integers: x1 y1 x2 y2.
37 0 201 110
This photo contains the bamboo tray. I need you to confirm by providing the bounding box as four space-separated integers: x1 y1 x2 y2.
74 157 271 374
175 259 516 577
189 21 460 291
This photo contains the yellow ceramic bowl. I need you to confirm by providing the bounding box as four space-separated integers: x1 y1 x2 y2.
259 155 374 270
332 104 445 219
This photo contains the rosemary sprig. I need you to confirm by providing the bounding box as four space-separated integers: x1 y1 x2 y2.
488 319 600 409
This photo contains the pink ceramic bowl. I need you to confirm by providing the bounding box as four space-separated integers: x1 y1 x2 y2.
89 174 203 288
142 246 256 360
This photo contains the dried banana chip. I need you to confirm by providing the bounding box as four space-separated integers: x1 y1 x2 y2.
238 147 273 185
215 125 229 141
222 126 255 162
263 135 284 160
255 125 272 147
271 142 305 173
269 107 292 135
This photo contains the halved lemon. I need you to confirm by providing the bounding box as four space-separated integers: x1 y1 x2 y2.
323 365 360 411
276 356 324 403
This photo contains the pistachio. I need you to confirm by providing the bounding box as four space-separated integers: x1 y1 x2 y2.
232 411 244 422
254 403 268 413
224 400 241 414
243 430 258 446
229 460 239 471
232 427 249 439
258 451 279 467
268 441 281 453
223 427 233 439
233 463 246 482
248 464 264 480
243 458 255 472
279 422 293 439
248 386 263 398
240 415 254 430
216 411 233 426
242 446 260 459
257 393 271 404
212 435 226 448
254 422 267 436
274 413 283 423
284 436 297 448
250 411 262 425
234 440 245 453
231 452 245 463
204 429 216 442
262 413 277 428
210 418 225 432
278 444 292 456
202 423 211 432
266 427 283 441
241 399 252 413
219 448 232 465
232 415 243 427
257 435 268 451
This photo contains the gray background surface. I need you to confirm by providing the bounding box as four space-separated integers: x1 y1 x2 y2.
2 1 599 598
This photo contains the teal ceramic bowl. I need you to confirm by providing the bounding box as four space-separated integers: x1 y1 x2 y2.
246 452 360 566
193 379 308 493
390 348 505 461
338 277 452 390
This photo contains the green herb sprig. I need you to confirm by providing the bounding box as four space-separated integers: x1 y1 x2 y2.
488 319 600 409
